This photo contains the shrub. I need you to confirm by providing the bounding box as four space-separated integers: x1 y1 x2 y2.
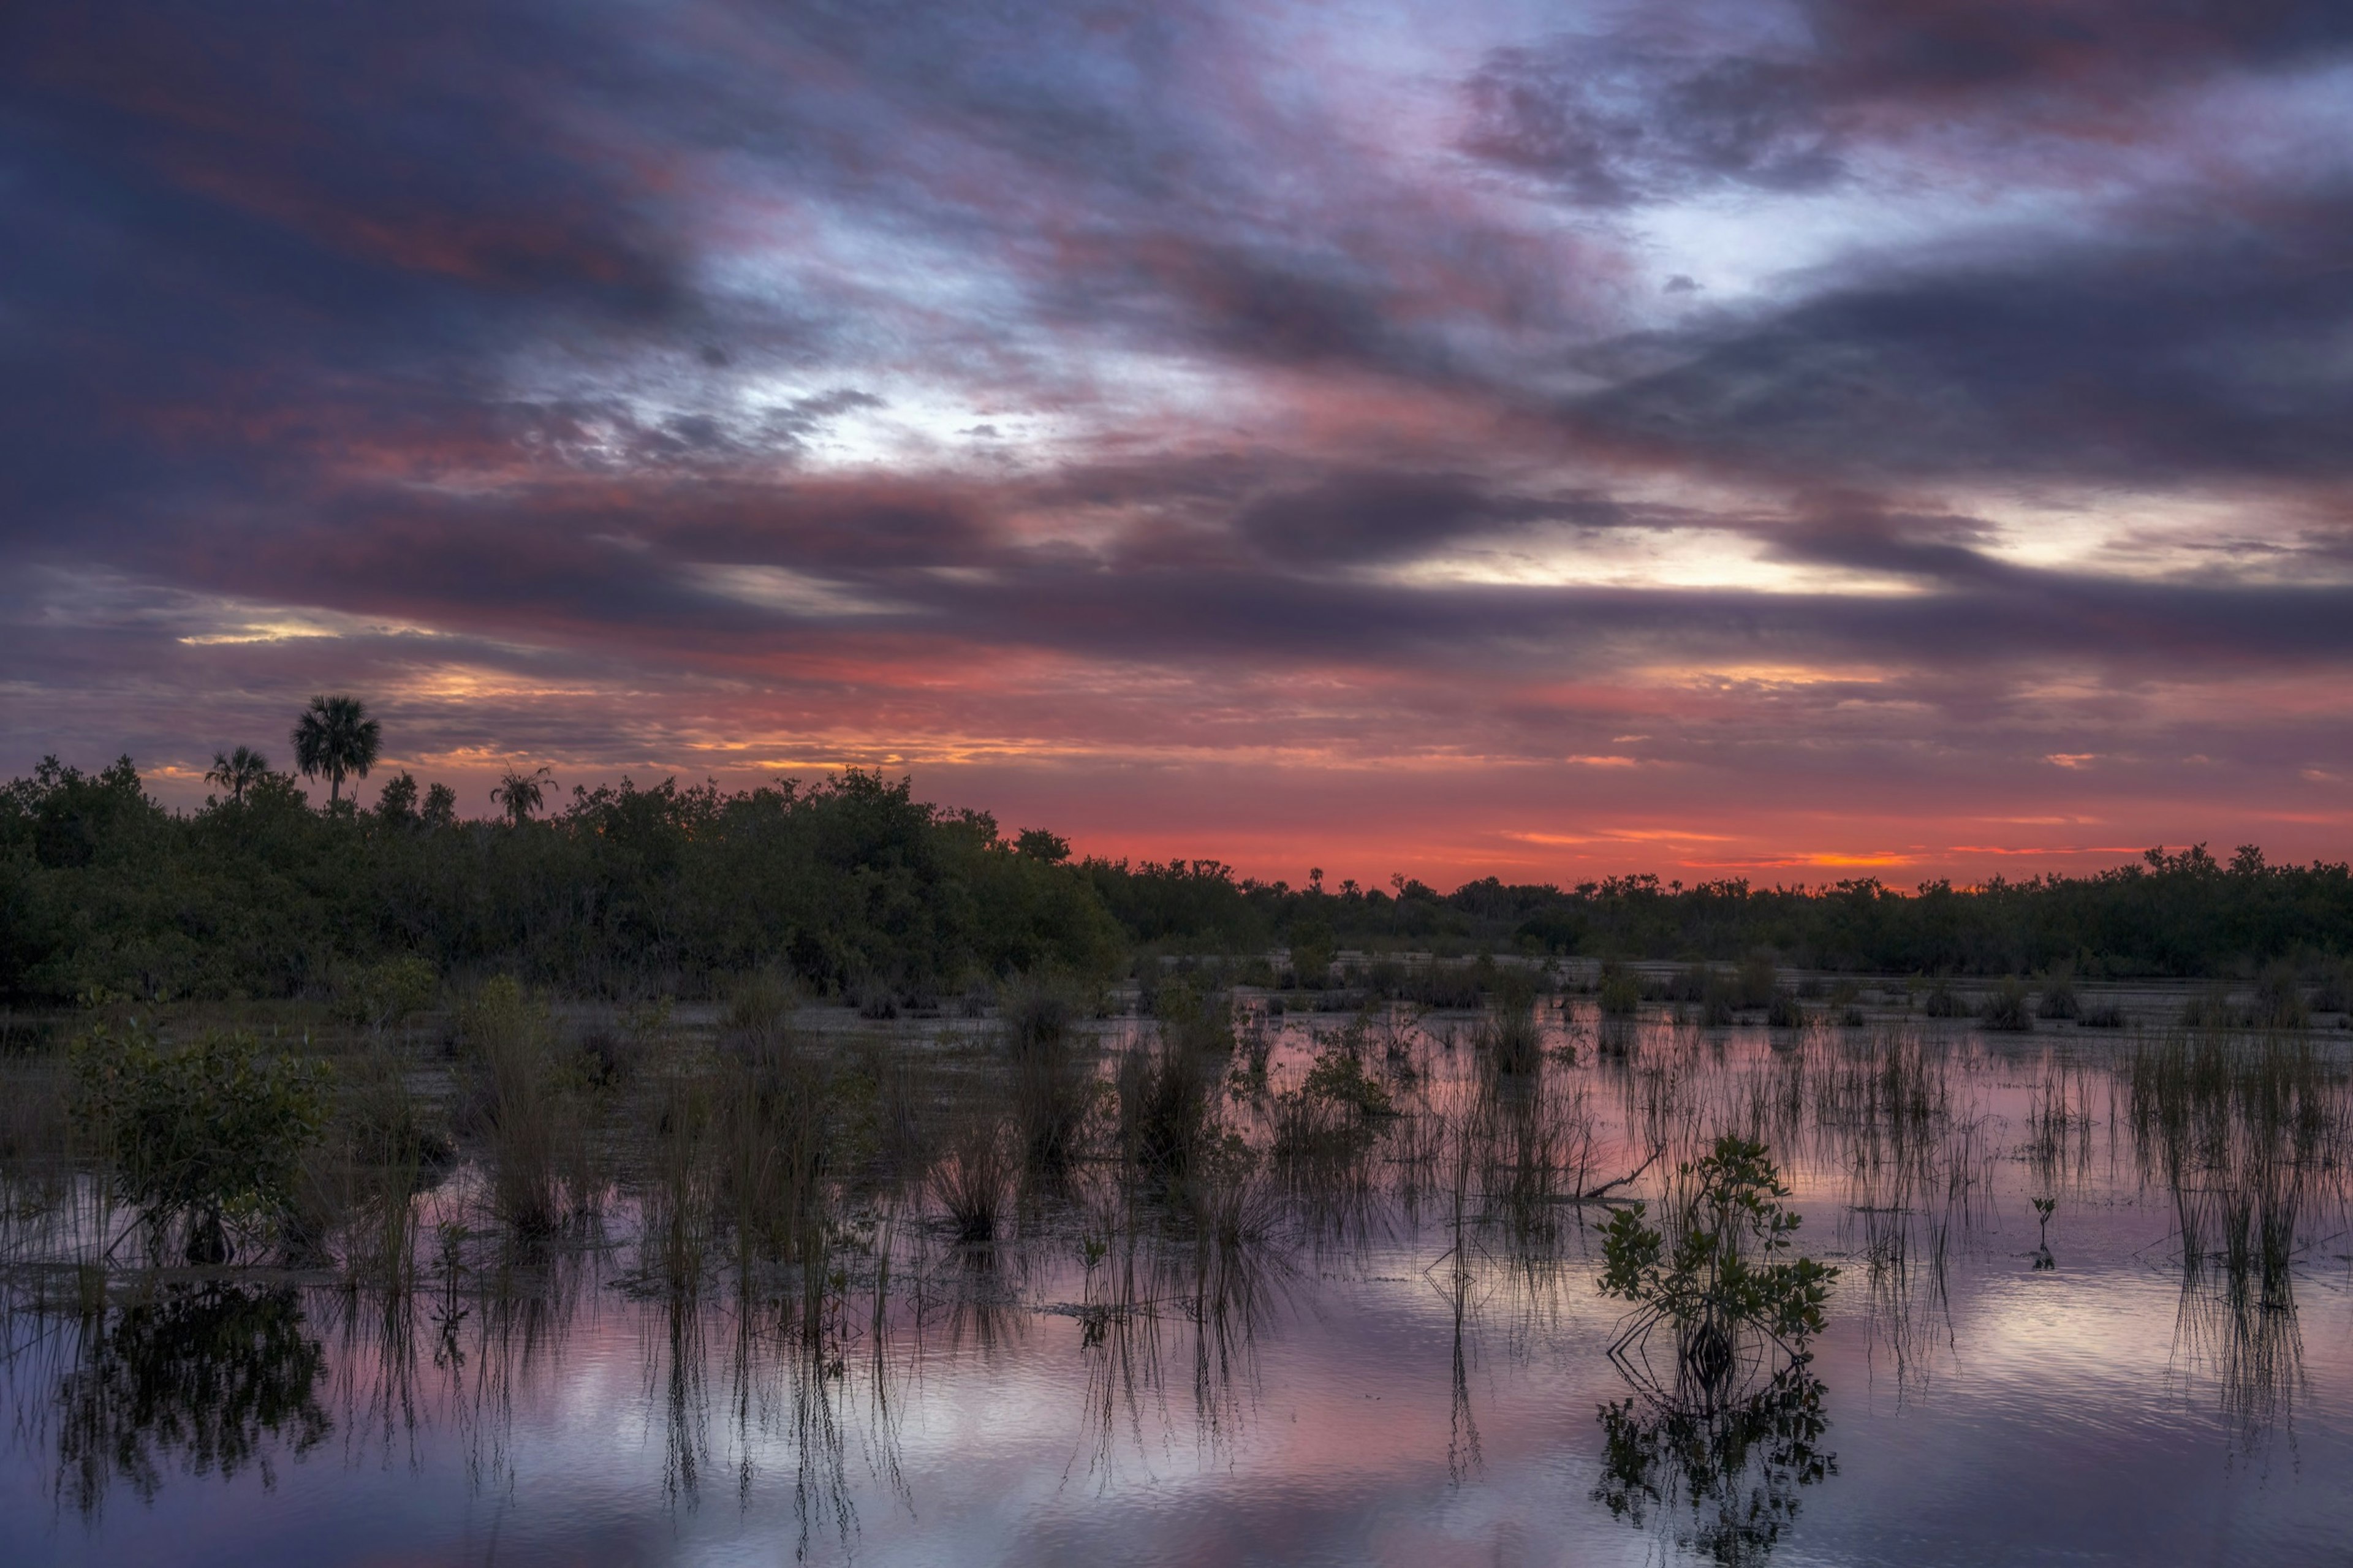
1734 952 1780 1010
70 1023 328 1263
1921 979 1968 1018
2035 965 2080 1020
1001 971 1077 1053
1286 922 1336 989
1273 1048 1393 1159
1597 963 1643 1019
724 971 798 1034
1297 1048 1395 1118
1980 977 2033 1032
1765 991 1808 1030
55 1284 330 1515
332 955 438 1029
1596 1135 1836 1403
2180 985 2240 1029
2251 961 2309 1030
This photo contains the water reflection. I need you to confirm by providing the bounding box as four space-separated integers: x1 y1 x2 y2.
3 1007 2351 1566
1594 1360 1836 1567
56 1283 328 1515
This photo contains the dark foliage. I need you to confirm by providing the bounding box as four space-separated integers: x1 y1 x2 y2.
0 760 1121 1000
56 1285 330 1517
1082 844 2353 979
9 752 2349 997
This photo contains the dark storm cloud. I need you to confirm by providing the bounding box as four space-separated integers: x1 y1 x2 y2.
1464 47 1840 206
1564 194 2353 486
0 0 707 551
1461 1 2353 207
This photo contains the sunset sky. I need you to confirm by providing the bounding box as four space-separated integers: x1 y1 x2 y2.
6 1 2352 887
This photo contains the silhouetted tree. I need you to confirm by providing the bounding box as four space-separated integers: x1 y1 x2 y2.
1015 827 1071 863
490 766 553 827
203 746 271 804
374 770 419 824
289 695 381 808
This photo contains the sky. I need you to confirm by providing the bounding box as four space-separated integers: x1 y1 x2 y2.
6 1 2353 888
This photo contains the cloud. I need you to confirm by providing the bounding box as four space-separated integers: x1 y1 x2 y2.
1463 44 1842 206
1563 199 2353 487
4 0 2353 882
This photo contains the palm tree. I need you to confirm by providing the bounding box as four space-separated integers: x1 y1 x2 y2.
490 766 554 827
290 694 383 808
205 745 271 803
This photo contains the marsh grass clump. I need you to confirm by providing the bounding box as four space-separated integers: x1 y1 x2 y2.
1734 952 1780 1012
2251 962 2309 1031
332 1043 453 1288
2311 961 2353 1015
1001 973 1096 1175
1468 1074 1598 1251
2080 1002 2127 1028
851 1036 928 1180
1920 977 1968 1018
930 1119 1013 1243
1980 977 2032 1032
1479 969 1547 1075
713 1028 835 1267
2036 965 2081 1021
2180 983 2241 1029
642 1074 720 1290
1117 1034 1219 1181
1765 992 1808 1031
1001 972 1077 1053
456 977 576 1237
70 1021 329 1265
2126 1031 2343 1309
724 971 799 1035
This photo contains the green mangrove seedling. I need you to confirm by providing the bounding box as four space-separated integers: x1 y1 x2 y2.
1597 1134 1836 1411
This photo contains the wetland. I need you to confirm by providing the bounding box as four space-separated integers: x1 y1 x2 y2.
4 966 2351 1566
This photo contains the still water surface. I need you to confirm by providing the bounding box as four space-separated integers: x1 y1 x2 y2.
6 1010 2350 1566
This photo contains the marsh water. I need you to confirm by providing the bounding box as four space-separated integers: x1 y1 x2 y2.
6 999 2352 1567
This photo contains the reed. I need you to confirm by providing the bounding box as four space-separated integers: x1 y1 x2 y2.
930 1118 1012 1243
1979 977 2031 1032
1001 974 1095 1174
1116 1034 1218 1181
713 1026 833 1271
1478 978 1546 1076
458 978 571 1238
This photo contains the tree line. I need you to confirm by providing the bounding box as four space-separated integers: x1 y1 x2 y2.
6 698 2352 1001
